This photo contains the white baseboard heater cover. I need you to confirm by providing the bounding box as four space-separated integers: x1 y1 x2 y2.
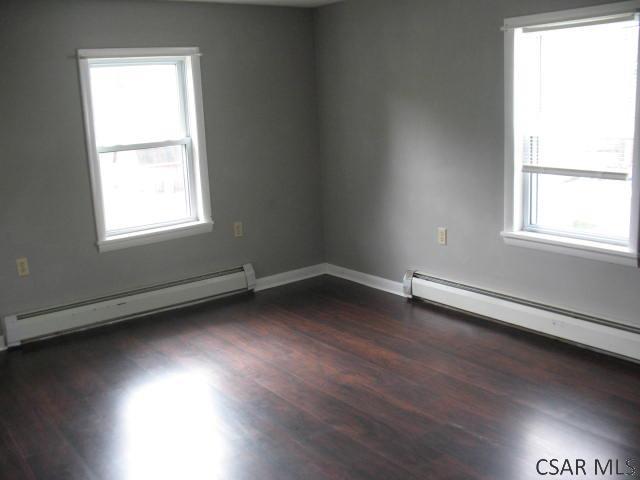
404 271 640 363
3 264 257 347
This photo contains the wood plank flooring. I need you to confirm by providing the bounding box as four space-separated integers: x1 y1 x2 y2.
0 275 638 479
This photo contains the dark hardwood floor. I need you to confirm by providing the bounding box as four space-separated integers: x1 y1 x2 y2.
0 275 639 480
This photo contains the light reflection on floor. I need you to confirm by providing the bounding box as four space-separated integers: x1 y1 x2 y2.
520 413 633 479
122 370 229 480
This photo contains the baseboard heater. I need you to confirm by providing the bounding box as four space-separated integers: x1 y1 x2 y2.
3 264 257 347
403 270 640 363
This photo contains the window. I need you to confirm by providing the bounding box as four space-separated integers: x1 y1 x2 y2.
503 3 640 266
78 48 212 252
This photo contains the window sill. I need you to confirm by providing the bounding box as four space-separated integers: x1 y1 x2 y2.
501 230 638 267
98 220 213 253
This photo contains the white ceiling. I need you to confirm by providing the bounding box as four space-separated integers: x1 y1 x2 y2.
170 0 342 7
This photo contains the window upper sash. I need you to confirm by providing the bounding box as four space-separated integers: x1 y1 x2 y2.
521 165 630 181
97 138 191 154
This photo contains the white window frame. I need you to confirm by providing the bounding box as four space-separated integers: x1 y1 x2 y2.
78 47 213 252
502 1 640 267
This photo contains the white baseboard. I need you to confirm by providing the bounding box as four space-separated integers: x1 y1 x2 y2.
0 336 6 352
326 264 405 297
254 263 406 297
411 276 640 362
255 264 329 292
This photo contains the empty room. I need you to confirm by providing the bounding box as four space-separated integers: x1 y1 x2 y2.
1 0 640 478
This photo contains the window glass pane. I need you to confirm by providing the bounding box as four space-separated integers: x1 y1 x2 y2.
90 63 185 146
100 145 193 233
529 174 631 241
516 19 638 172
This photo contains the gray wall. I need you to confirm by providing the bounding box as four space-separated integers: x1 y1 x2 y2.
315 0 640 328
0 0 323 317
2 0 639 331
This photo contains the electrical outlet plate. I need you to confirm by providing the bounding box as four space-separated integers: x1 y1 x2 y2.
438 227 447 246
234 222 244 238
16 257 30 277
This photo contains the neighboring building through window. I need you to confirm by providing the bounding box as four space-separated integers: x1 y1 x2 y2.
502 3 640 266
78 47 212 252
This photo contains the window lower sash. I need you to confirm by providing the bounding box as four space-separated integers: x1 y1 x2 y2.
522 170 632 246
